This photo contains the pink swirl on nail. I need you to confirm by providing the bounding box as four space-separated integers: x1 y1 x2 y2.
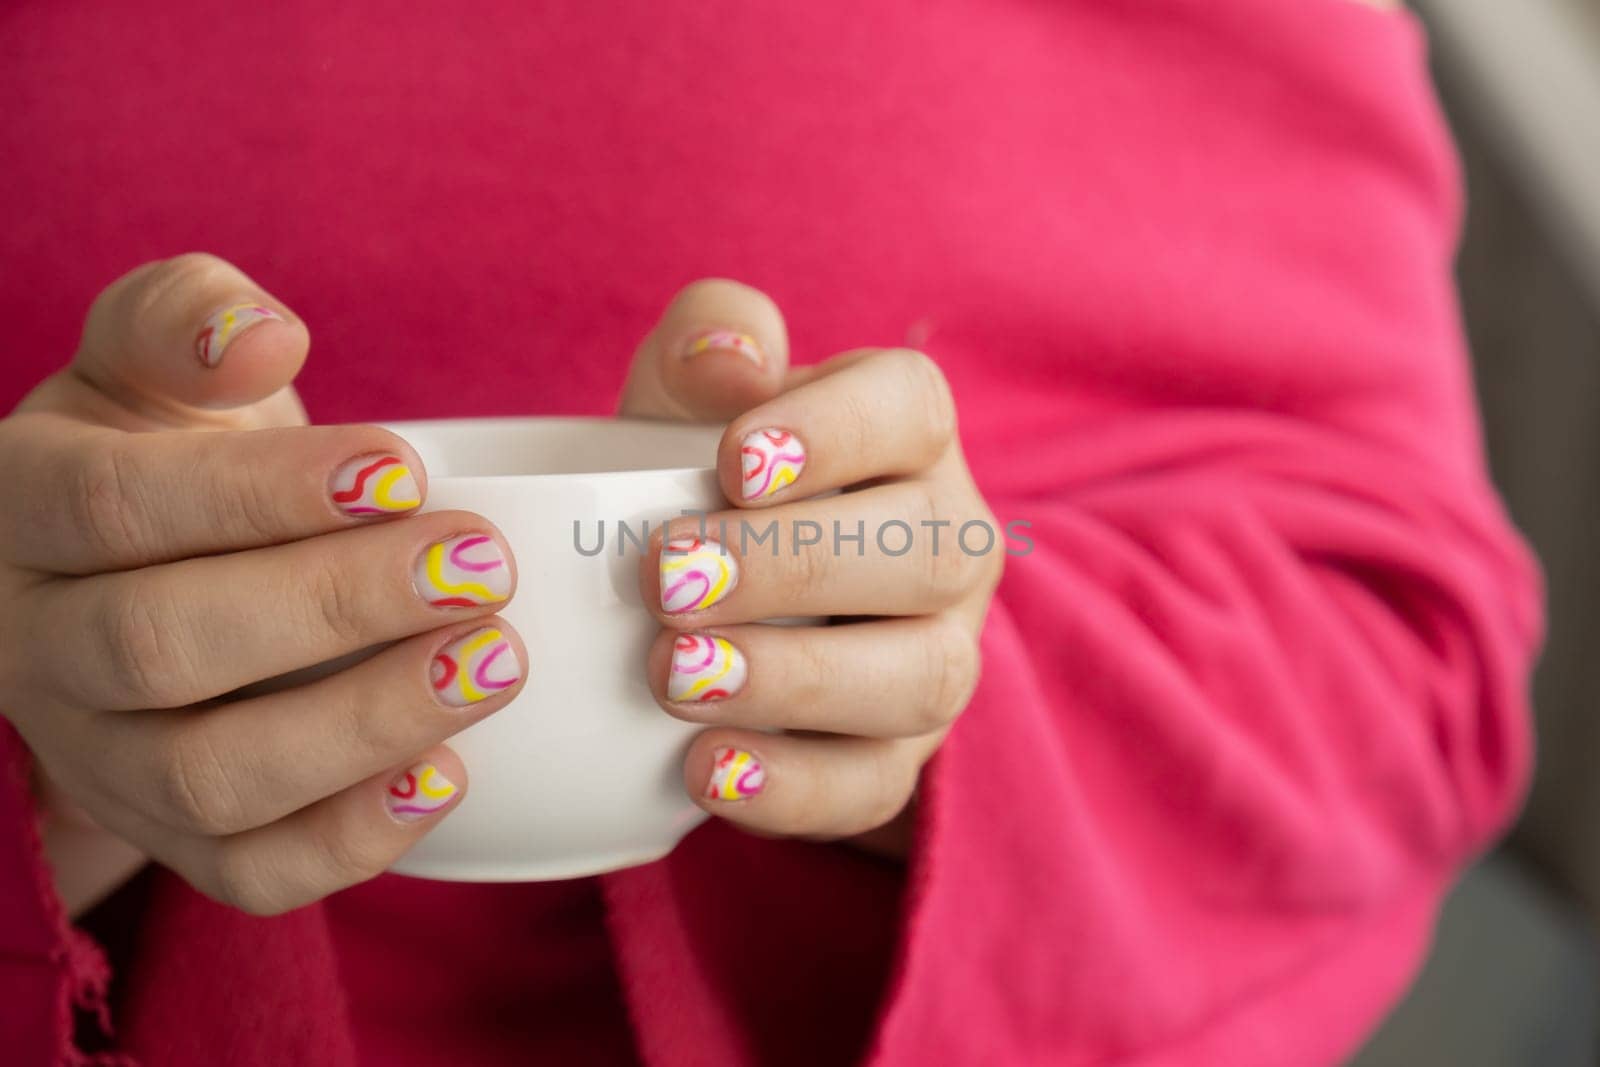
740 428 806 500
473 642 516 690
660 536 738 614
662 571 708 610
668 634 747 702
385 762 458 822
432 628 522 707
705 746 764 800
415 534 511 606
449 535 503 573
684 634 717 671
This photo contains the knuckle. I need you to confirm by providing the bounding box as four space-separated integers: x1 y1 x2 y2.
161 726 248 836
831 381 879 460
336 685 412 765
302 554 368 647
115 253 238 342
141 252 234 311
967 499 1006 596
208 845 290 917
217 452 292 545
70 441 150 564
673 277 730 305
863 748 917 832
162 250 233 278
92 579 198 707
787 523 833 597
672 277 778 317
884 348 956 445
791 636 843 710
922 618 979 731
912 484 972 606
317 823 394 890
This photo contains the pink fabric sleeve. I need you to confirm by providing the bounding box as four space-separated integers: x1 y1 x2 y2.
860 10 1542 1065
0 725 127 1066
867 417 1539 1065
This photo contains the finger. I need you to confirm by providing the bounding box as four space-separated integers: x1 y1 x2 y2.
685 731 929 839
185 746 467 916
777 346 879 390
617 278 790 421
644 482 1002 623
648 616 978 739
96 620 524 836
0 413 427 574
34 512 516 711
71 253 310 419
719 348 955 505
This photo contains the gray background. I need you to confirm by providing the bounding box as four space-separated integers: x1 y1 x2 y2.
1350 1 1600 1063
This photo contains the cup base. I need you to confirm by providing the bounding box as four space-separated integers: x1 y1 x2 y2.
387 841 679 883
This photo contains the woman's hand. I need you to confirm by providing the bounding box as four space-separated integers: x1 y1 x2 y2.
1 255 527 916
619 281 1002 855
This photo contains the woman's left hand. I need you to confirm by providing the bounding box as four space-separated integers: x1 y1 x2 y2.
618 280 1003 856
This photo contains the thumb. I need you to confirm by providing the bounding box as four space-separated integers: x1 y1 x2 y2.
32 253 311 430
617 278 789 421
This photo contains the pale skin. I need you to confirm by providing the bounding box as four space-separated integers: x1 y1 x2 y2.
2 256 1000 917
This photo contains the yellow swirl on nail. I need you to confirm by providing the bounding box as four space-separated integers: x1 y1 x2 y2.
660 536 738 614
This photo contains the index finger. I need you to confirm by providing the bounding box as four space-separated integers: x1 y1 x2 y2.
0 413 426 575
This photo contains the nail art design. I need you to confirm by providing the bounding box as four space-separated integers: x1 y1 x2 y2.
683 329 763 366
668 634 747 702
740 429 806 500
415 534 511 607
331 455 421 516
430 627 522 707
386 762 458 821
195 304 281 368
705 746 765 800
660 536 738 614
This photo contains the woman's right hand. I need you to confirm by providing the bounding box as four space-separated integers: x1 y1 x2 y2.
0 254 527 916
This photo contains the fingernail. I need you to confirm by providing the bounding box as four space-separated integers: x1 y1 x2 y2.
740 428 806 500
660 536 738 614
705 746 765 800
330 454 421 516
195 304 282 368
668 634 747 703
430 627 522 707
415 534 511 607
385 762 459 822
682 328 763 367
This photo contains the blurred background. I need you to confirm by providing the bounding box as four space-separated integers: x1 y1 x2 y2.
1350 1 1600 1064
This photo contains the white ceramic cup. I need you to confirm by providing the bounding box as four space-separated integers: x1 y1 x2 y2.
382 416 728 881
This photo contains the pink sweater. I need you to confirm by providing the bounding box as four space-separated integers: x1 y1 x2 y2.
0 1 1541 1064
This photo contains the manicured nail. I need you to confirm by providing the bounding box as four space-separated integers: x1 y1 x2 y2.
705 746 764 800
195 304 282 368
740 428 806 500
660 536 738 614
682 329 763 367
330 454 421 516
385 762 459 822
415 534 511 607
430 627 522 707
668 634 747 702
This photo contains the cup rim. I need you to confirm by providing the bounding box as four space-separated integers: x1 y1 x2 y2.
379 415 723 484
